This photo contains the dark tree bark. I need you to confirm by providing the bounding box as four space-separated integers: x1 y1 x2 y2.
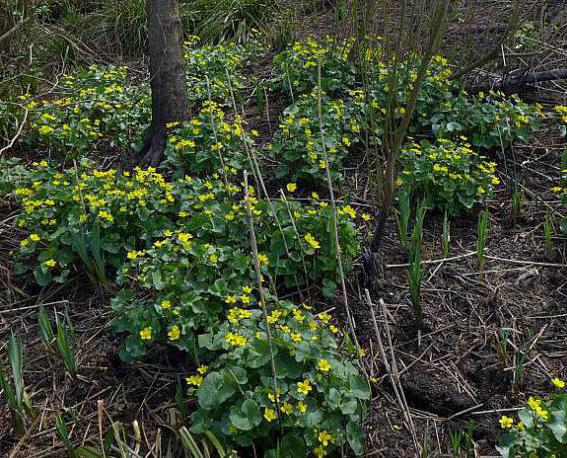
141 0 188 165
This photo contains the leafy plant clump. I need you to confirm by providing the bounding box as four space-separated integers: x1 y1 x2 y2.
12 161 179 286
163 101 258 175
21 65 150 157
112 190 359 359
270 90 360 182
398 138 500 215
183 37 262 105
365 53 459 136
432 91 544 149
273 36 356 95
190 300 369 457
497 378 567 457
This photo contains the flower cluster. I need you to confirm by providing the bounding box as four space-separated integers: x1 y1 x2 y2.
112 185 359 359
163 101 257 175
270 90 360 182
365 53 459 135
273 36 356 95
21 65 150 157
555 105 567 124
432 91 544 149
12 160 178 285
497 378 567 457
183 37 259 105
398 138 500 215
189 300 369 457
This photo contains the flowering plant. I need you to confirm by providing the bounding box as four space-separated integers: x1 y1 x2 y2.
183 37 261 105
270 90 360 182
432 91 544 149
12 161 177 286
189 300 369 457
273 36 356 95
111 188 359 359
497 378 567 457
21 65 150 157
398 139 500 215
163 101 258 176
365 54 459 135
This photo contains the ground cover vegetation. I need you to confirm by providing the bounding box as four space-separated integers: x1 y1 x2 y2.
1 0 567 456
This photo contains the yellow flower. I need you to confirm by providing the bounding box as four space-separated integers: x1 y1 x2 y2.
281 402 293 415
361 212 372 222
499 416 514 429
528 396 541 411
209 253 218 264
304 233 320 250
318 430 333 446
30 233 40 242
177 232 193 248
225 332 247 347
243 285 252 294
185 375 203 386
161 299 172 309
551 186 563 193
268 389 280 403
140 327 152 340
97 210 114 223
314 446 327 458
297 401 307 413
43 259 57 268
267 310 282 324
286 183 297 193
291 333 302 342
225 295 237 305
341 205 356 218
297 379 312 395
317 359 331 373
127 250 139 260
197 365 208 375
168 325 181 341
552 377 565 389
264 408 277 422
257 253 269 265
38 125 54 135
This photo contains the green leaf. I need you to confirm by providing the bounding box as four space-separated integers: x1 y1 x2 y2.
349 375 371 400
151 270 165 290
346 420 364 455
303 409 323 428
246 340 273 368
34 266 51 286
496 431 520 458
322 279 337 298
229 399 261 431
198 372 236 410
549 409 567 443
279 434 307 457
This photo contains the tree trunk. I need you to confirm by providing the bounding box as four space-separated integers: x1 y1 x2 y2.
141 0 188 165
